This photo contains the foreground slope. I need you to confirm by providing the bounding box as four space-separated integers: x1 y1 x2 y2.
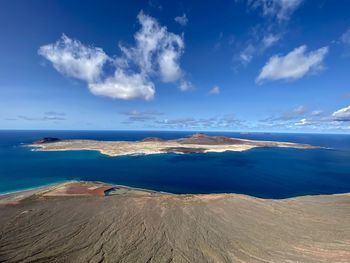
0 182 349 263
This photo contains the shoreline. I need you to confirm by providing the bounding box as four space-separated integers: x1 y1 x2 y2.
0 180 69 197
0 180 169 197
0 180 171 203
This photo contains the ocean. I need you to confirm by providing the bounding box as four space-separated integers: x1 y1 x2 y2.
1 130 350 199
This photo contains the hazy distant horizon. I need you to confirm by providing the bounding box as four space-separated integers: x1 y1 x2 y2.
1 129 350 135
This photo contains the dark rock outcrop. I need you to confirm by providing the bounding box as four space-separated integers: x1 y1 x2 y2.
33 137 61 144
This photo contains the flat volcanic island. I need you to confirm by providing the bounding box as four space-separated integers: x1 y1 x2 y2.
29 133 318 156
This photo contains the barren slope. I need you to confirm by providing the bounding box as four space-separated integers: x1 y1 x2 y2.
0 182 349 263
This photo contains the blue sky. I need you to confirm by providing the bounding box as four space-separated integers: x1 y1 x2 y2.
1 0 350 132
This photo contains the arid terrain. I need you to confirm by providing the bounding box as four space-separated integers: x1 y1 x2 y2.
0 181 349 263
29 133 318 157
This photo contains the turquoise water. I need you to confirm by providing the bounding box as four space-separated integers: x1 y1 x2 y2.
1 130 350 198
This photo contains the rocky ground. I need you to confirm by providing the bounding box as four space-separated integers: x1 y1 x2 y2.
0 182 349 263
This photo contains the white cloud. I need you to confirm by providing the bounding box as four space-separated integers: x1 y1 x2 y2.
158 46 183 82
249 0 303 22
209 86 220 95
174 14 188 26
121 12 166 74
341 28 350 45
257 45 328 83
121 11 185 83
332 105 350 121
38 34 108 82
262 34 280 49
295 118 311 126
179 80 193 91
39 11 189 101
88 70 155 100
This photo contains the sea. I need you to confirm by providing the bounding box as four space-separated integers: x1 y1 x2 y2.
1 130 350 199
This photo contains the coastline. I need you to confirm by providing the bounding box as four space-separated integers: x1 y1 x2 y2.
0 180 67 197
1 179 349 202
0 180 169 198
0 180 173 206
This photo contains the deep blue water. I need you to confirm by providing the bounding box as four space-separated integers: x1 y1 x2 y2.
1 130 350 199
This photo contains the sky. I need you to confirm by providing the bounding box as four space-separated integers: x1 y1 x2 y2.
1 0 350 133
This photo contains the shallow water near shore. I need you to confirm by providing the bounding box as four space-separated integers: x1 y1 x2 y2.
1 130 350 198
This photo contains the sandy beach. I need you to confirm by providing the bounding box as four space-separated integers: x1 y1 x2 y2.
0 181 349 263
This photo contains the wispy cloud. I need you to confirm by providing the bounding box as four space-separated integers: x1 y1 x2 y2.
261 106 307 124
239 44 256 65
233 25 281 66
17 112 66 121
283 105 307 120
154 114 245 129
248 0 303 22
209 86 220 95
120 111 246 130
44 111 66 117
174 14 188 26
294 118 312 126
179 80 193 91
118 105 350 132
257 45 328 83
262 34 281 49
234 0 303 67
120 110 163 122
339 27 350 57
311 110 323 116
340 28 350 45
257 105 350 131
39 11 191 101
236 27 280 66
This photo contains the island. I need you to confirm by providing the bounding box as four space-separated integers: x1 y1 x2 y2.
29 133 319 156
0 181 349 262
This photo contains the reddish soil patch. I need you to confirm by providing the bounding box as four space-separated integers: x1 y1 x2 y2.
65 186 113 196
